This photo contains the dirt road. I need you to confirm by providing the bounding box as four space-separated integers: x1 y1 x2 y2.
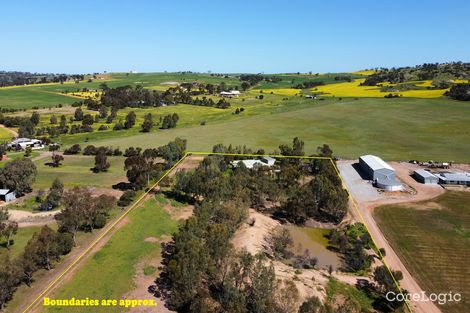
338 160 444 313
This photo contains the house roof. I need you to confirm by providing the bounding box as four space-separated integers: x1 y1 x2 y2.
261 156 276 162
0 189 12 195
360 155 394 171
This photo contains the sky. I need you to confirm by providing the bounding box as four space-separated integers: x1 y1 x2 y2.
2 0 470 74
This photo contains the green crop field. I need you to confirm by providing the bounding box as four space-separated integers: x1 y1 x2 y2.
0 86 78 109
33 155 126 189
43 196 178 313
374 192 470 313
74 97 470 162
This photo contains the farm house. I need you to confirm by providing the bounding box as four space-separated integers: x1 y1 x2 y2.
358 155 402 191
231 157 276 169
414 169 439 184
8 138 44 150
219 90 241 97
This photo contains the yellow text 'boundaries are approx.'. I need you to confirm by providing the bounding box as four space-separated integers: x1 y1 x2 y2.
43 297 157 308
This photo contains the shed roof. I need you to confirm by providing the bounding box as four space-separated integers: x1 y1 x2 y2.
414 169 437 179
437 172 470 182
376 178 402 187
360 155 394 171
0 189 11 195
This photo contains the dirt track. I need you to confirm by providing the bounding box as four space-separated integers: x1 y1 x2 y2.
338 160 444 313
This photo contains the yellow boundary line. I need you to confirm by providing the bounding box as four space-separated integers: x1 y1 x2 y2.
21 151 411 313
21 152 190 313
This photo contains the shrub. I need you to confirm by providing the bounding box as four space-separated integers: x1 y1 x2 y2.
118 190 136 207
63 144 81 155
83 145 98 155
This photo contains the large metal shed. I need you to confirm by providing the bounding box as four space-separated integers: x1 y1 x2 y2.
414 169 439 184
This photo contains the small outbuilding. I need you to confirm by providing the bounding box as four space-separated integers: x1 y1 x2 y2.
0 189 16 202
414 169 439 184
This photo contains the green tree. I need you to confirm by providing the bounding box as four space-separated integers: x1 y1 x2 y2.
124 111 136 129
30 111 40 126
24 225 60 270
82 114 94 126
60 115 67 127
51 154 64 167
141 113 154 132
50 115 57 124
157 137 187 166
94 147 110 172
74 107 84 121
0 158 37 196
266 226 293 260
0 255 21 310
44 178 64 210
99 105 108 118
0 208 18 249
24 146 32 157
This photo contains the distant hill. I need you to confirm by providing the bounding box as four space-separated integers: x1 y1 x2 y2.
0 71 85 87
361 62 470 87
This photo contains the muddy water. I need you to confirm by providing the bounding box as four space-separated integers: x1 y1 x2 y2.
286 225 342 270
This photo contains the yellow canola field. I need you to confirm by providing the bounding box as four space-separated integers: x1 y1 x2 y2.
66 91 102 100
352 70 376 76
261 88 302 96
311 79 447 98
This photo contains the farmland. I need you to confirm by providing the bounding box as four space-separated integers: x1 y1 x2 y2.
311 79 450 98
374 192 470 313
33 155 126 189
79 97 470 162
42 196 178 313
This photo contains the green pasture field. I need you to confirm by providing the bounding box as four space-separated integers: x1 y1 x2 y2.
0 126 15 142
33 155 126 189
0 151 40 168
374 192 470 313
42 92 319 145
0 87 78 109
43 196 178 313
73 97 470 162
0 226 44 258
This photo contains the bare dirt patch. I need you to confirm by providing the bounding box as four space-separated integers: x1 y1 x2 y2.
144 236 159 243
232 209 280 254
163 203 194 221
8 209 58 228
159 81 179 86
